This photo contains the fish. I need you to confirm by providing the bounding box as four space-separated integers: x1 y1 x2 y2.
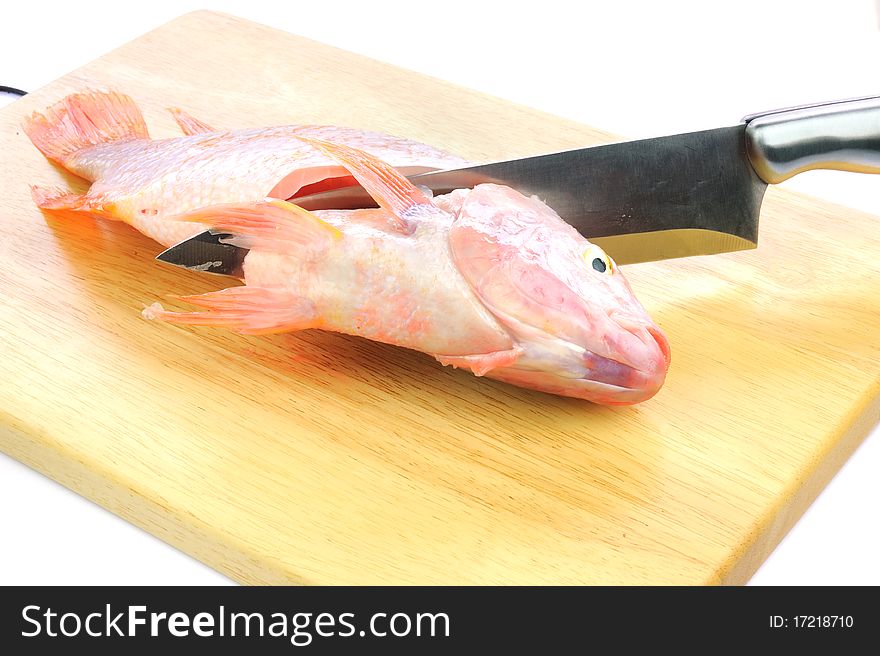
144 139 671 405
25 89 669 404
23 90 467 247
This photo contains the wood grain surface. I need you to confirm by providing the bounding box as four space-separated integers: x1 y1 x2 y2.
1 11 878 585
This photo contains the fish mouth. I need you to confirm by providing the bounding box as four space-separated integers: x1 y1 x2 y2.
606 313 671 372
579 360 667 405
581 322 670 403
582 351 664 390
646 324 671 369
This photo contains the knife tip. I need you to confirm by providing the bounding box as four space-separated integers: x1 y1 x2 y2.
154 230 248 278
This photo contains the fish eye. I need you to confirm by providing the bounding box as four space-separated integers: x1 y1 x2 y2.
584 245 614 275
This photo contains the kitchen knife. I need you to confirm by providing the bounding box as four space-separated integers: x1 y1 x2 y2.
157 96 880 273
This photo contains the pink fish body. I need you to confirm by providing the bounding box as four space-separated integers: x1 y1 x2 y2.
26 90 669 404
147 141 671 405
23 90 466 247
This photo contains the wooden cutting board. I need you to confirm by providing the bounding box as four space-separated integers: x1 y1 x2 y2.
2 11 878 585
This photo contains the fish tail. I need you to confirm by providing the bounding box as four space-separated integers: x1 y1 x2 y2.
142 288 318 335
23 89 149 169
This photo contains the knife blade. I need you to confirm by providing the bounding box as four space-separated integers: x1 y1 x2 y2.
295 96 880 264
157 96 880 273
295 124 764 265
156 230 247 278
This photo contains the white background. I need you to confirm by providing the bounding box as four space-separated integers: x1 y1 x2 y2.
1 0 878 585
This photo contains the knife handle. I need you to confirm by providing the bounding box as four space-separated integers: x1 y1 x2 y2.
744 96 880 184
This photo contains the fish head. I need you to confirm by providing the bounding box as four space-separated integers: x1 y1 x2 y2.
449 184 670 404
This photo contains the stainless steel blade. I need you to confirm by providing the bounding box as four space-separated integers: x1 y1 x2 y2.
156 231 249 278
294 125 767 264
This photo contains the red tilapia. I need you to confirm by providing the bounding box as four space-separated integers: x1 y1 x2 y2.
26 90 669 404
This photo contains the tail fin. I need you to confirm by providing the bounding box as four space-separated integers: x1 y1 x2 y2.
23 90 149 166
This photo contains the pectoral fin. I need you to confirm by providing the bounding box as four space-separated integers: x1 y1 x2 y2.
296 136 432 235
173 199 342 252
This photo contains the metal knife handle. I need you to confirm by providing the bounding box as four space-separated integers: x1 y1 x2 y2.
744 96 880 183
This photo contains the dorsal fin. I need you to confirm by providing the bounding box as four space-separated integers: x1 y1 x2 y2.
168 107 216 135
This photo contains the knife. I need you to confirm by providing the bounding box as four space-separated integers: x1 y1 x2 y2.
157 96 880 274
